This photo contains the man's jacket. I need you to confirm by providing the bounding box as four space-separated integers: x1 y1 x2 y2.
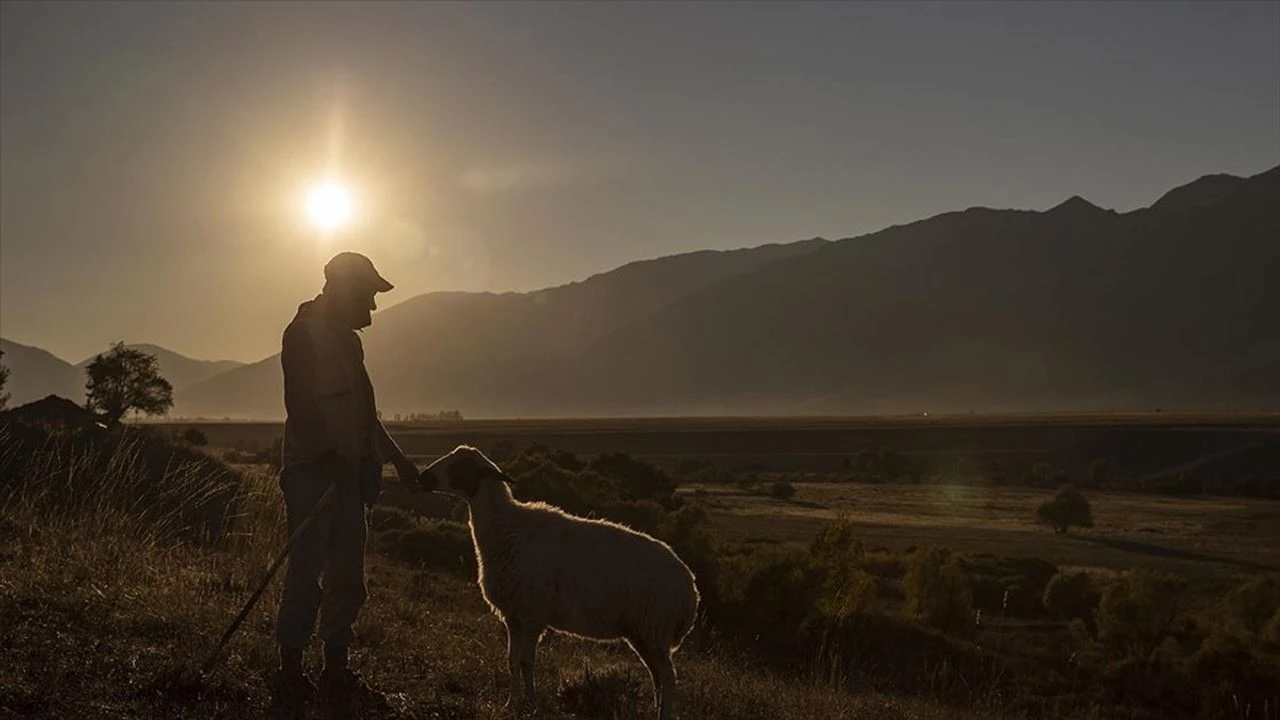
280 295 380 468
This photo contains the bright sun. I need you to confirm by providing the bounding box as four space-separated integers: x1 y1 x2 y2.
306 181 353 231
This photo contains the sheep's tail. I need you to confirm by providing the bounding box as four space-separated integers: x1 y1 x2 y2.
670 580 700 652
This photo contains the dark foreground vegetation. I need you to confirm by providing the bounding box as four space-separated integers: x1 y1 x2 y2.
2 400 1278 719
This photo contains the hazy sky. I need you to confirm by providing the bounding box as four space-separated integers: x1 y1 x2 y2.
2 1 1277 363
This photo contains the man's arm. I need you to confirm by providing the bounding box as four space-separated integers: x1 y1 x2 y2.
281 322 336 464
374 417 421 487
372 418 406 464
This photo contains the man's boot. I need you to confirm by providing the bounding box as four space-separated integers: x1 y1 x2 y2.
319 645 386 717
272 646 316 718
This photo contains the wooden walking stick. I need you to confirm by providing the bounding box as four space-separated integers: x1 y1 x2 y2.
199 482 337 676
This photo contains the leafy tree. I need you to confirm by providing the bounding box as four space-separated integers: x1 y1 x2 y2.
808 518 875 618
0 349 9 409
903 546 973 633
84 342 173 426
1036 485 1094 534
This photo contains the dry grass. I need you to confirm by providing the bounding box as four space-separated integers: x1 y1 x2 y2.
0 457 999 720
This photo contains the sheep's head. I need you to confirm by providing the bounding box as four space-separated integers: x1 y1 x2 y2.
417 445 513 499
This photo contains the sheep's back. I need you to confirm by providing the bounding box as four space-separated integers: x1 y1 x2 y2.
479 504 697 641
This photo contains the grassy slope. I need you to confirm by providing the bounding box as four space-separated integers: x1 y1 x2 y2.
0 470 993 720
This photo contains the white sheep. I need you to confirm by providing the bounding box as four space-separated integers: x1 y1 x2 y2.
418 445 699 720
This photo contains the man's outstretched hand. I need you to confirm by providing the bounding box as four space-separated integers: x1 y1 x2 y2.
394 455 422 491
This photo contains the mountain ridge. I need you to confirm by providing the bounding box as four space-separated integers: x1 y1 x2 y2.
170 164 1279 418
8 166 1276 418
0 340 245 407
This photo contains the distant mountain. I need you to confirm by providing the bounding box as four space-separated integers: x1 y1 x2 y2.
174 239 830 417
175 165 1280 418
1151 173 1247 212
559 165 1279 415
76 344 243 393
0 340 246 410
0 338 84 406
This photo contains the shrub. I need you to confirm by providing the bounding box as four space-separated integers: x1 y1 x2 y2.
1095 570 1188 660
902 547 973 633
967 554 1058 618
513 462 617 517
1036 485 1094 534
845 449 918 483
1265 609 1280 645
807 519 875 618
179 428 208 446
769 481 796 500
377 519 476 578
1184 631 1280 718
509 442 583 473
714 519 877 649
1224 574 1280 636
718 543 827 645
486 439 517 464
1043 571 1100 627
686 464 737 486
1026 461 1056 487
599 499 665 535
658 503 717 586
591 452 676 504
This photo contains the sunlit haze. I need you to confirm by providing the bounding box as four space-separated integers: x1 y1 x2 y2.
1 2 1277 364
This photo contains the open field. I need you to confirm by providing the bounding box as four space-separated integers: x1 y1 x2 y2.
167 413 1280 590
162 412 1280 477
686 482 1280 590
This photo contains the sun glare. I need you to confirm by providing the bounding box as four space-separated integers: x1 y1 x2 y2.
306 181 353 232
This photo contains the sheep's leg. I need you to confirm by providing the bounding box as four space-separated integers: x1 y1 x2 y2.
504 620 522 707
517 625 540 701
631 639 677 720
504 620 541 708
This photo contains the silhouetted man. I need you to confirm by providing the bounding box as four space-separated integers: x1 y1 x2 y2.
273 252 418 714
